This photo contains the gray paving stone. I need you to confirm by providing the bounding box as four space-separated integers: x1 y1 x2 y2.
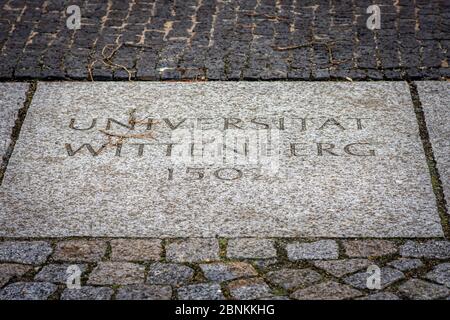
313 259 372 278
0 282 57 300
200 262 258 282
357 292 401 300
177 283 225 300
0 264 32 288
88 262 145 285
228 278 272 300
35 264 87 284
0 83 28 159
291 281 362 300
166 239 219 263
251 258 278 270
53 240 107 262
387 258 424 271
425 263 450 288
287 240 339 261
61 287 114 300
266 268 322 290
116 284 172 300
110 239 162 261
0 241 52 264
400 240 450 259
227 239 277 259
342 240 398 257
417 82 450 206
147 262 194 286
0 82 443 238
343 267 405 290
398 279 450 300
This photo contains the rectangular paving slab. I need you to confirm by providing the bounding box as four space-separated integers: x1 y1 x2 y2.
417 81 450 210
0 82 443 237
0 83 28 164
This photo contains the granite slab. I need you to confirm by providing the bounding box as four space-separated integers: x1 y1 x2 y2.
0 82 443 237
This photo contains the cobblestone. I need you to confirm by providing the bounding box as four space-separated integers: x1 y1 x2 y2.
400 241 450 259
266 268 322 291
0 241 52 264
287 240 339 261
357 292 400 300
200 262 258 283
425 263 450 288
0 1 446 81
146 262 194 287
398 279 450 300
35 263 87 284
53 240 107 262
0 282 57 300
342 240 398 257
116 284 172 300
291 281 362 300
110 239 162 262
226 239 277 259
228 278 272 300
88 262 145 285
177 283 225 300
312 259 372 278
0 264 32 288
387 258 424 272
61 287 114 300
166 239 219 263
343 267 405 290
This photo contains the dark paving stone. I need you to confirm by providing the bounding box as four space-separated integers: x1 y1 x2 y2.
200 262 258 283
228 278 272 300
61 287 114 300
0 1 445 80
343 267 405 290
400 241 450 259
147 262 194 287
357 292 400 300
53 240 107 262
0 264 32 288
291 281 362 300
116 284 172 300
425 263 450 288
0 282 57 300
398 279 450 300
35 264 87 284
177 283 225 300
387 258 423 272
0 241 52 265
266 268 322 291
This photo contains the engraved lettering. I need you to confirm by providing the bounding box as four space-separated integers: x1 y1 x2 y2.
69 118 96 131
65 143 107 157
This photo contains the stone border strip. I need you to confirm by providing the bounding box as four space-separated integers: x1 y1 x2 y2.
0 81 37 185
407 81 450 238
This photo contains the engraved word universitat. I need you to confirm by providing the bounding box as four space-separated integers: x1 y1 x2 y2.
65 115 377 160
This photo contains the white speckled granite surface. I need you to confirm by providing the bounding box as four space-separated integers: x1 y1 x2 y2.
0 82 443 237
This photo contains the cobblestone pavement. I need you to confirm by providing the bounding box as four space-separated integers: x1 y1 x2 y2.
0 238 449 300
0 0 448 81
0 0 449 301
